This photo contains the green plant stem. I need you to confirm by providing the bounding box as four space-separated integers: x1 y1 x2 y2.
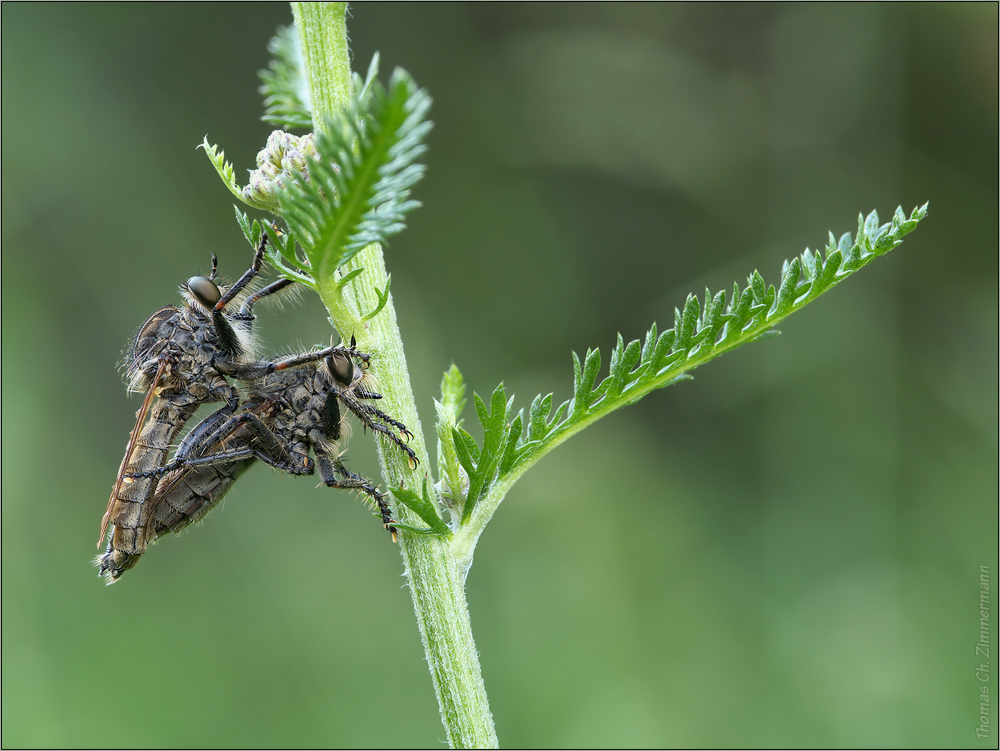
292 4 498 747
290 2 351 140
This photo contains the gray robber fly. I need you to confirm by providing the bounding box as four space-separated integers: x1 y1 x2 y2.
97 341 418 582
98 234 294 577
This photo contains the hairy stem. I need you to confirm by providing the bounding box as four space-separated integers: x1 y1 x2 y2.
290 2 351 139
291 3 498 747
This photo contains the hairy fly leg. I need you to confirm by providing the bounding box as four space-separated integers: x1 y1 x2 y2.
314 447 396 540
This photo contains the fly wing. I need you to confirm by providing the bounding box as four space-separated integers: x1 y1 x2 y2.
98 358 169 547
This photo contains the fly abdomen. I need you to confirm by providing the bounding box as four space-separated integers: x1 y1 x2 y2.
100 398 200 581
151 456 256 536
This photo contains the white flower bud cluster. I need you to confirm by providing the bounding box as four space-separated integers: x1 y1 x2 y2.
242 130 322 209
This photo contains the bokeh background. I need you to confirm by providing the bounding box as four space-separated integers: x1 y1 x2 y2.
3 3 996 748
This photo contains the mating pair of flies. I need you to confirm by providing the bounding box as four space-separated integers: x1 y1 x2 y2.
97 234 417 583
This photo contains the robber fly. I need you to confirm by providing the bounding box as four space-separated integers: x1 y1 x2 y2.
96 341 418 582
99 234 292 574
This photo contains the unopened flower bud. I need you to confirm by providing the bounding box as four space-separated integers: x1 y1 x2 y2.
242 130 320 209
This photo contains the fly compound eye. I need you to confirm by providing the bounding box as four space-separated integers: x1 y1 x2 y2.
327 351 356 387
186 276 222 309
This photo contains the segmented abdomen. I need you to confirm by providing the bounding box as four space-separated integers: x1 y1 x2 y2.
98 398 198 580
150 457 256 537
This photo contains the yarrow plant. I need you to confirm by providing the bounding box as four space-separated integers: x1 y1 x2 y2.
198 3 928 747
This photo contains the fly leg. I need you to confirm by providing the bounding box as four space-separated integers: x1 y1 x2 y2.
210 232 295 364
228 338 371 381
134 405 311 478
233 277 296 322
335 392 418 468
343 390 415 439
124 398 244 480
180 411 309 475
312 434 397 539
213 232 269 311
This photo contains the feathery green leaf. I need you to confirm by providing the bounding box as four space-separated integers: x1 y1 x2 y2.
200 139 272 212
447 204 929 540
275 68 432 286
259 25 313 131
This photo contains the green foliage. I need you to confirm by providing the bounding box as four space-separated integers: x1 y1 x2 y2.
435 365 468 519
352 52 383 112
222 14 929 592
200 139 272 212
446 204 929 532
391 476 452 536
258 24 382 133
273 67 432 285
259 25 313 131
362 275 392 321
203 59 432 295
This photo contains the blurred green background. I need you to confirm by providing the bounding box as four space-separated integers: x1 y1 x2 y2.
2 3 996 748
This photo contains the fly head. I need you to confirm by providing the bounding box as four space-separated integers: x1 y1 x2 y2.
326 349 361 390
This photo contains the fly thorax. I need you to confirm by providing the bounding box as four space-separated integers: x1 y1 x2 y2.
185 381 210 401
294 410 315 430
289 382 315 412
126 306 181 392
